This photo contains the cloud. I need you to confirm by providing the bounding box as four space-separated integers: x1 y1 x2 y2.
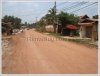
2 2 41 15
2 1 98 23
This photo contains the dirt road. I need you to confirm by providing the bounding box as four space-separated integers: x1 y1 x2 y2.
2 29 98 74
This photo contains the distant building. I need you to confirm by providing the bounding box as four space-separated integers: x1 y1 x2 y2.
45 25 54 32
78 15 98 41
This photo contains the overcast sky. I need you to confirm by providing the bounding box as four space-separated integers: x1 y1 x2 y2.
2 0 98 23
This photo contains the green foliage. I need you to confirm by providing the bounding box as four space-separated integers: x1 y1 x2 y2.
36 10 79 33
93 15 98 19
2 15 22 29
35 19 46 32
42 8 55 25
44 14 53 24
57 11 79 27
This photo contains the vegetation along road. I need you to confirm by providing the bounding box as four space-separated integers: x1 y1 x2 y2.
2 29 98 74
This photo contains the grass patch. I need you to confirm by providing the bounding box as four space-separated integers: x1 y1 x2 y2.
48 32 98 48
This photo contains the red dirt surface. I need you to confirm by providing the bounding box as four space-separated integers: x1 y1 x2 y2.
2 29 98 74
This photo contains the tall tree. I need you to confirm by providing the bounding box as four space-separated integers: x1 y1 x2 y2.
13 17 21 29
48 7 57 33
2 15 22 29
35 18 46 32
57 11 79 27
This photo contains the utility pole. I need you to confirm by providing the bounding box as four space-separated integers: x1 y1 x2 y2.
54 1 56 16
53 1 57 33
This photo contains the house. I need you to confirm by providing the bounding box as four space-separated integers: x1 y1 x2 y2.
78 15 98 41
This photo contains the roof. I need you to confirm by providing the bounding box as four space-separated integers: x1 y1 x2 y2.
66 25 77 30
84 18 98 21
79 15 89 19
79 18 98 23
78 22 95 26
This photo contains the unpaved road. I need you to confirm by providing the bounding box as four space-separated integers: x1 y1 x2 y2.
2 29 98 74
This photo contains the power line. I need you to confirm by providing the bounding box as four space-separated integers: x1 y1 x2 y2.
56 2 88 14
62 2 88 11
70 2 98 13
57 2 79 10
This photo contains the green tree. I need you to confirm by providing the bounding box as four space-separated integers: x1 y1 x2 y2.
44 14 53 25
13 17 21 29
48 8 57 33
57 11 79 27
2 15 22 29
93 15 98 19
40 8 56 33
36 18 46 32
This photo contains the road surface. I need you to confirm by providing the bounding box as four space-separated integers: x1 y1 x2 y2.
2 29 98 74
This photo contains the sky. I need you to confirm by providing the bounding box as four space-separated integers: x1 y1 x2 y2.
2 0 98 23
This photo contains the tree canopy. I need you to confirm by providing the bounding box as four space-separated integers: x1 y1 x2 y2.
93 15 98 19
57 11 79 27
2 15 22 29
